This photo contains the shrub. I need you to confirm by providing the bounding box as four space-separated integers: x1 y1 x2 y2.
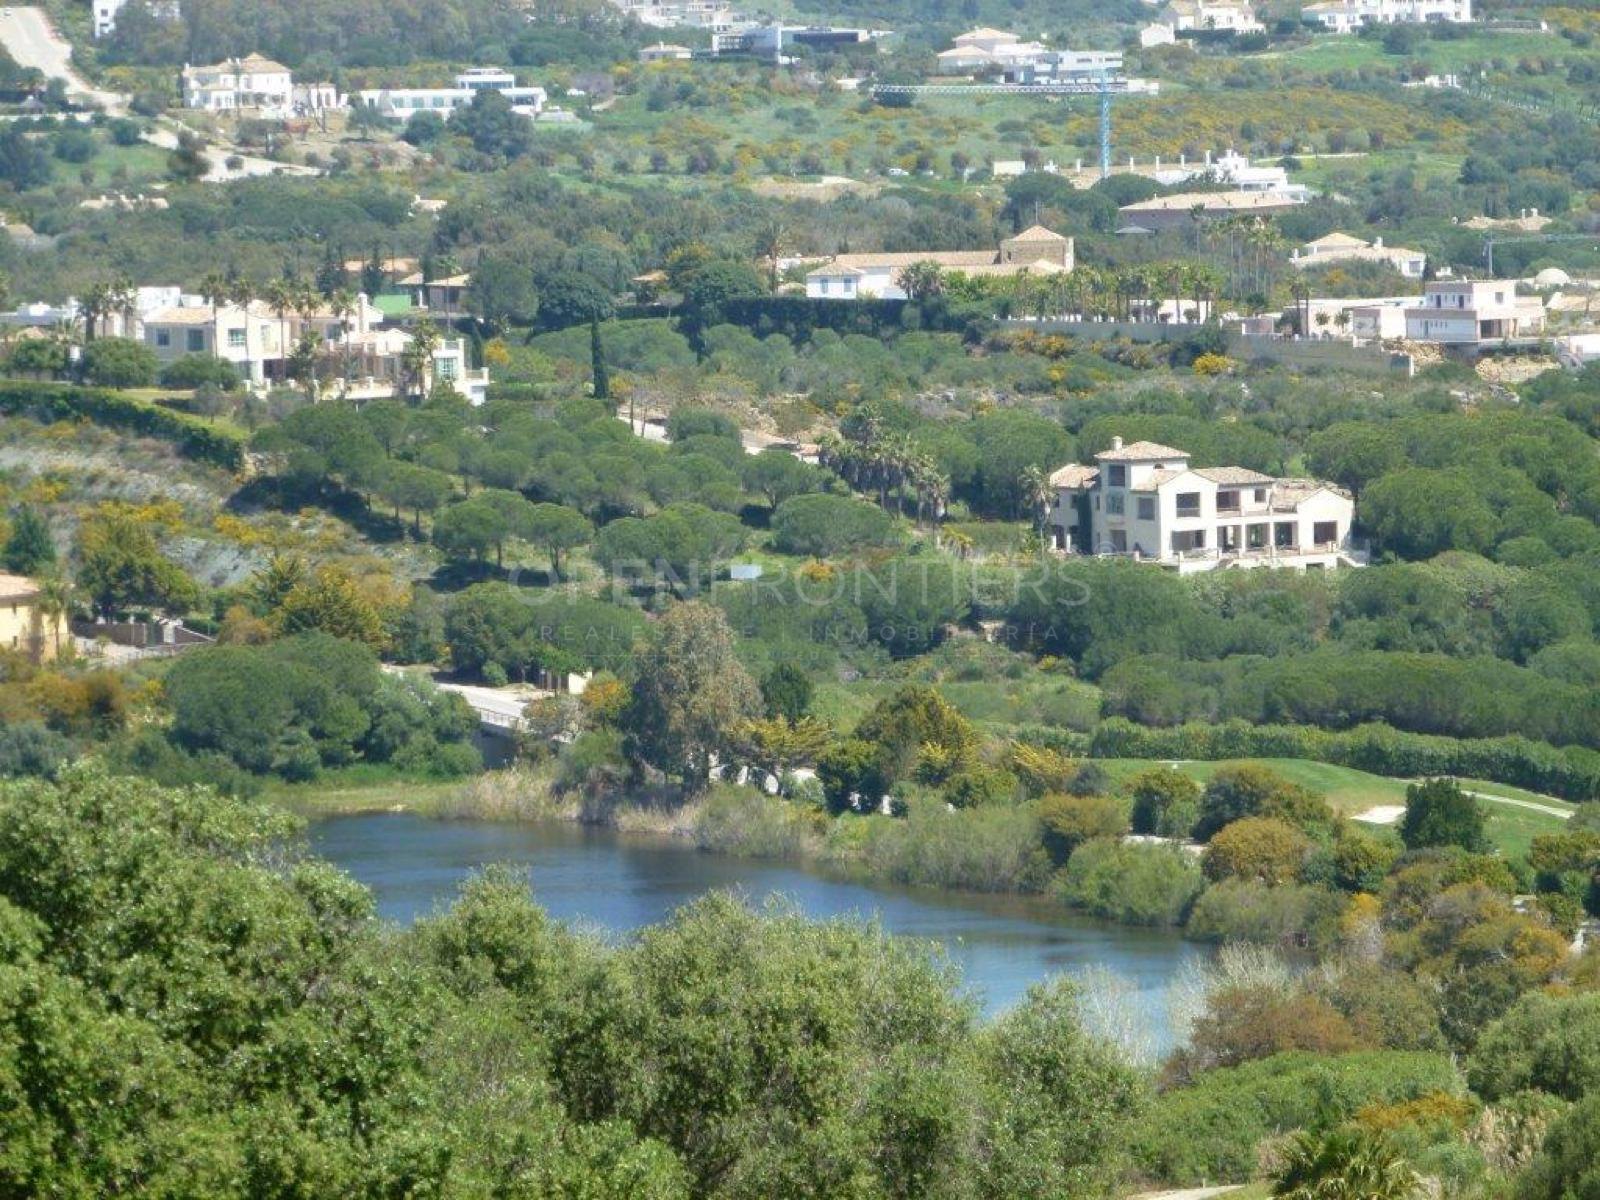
1057 839 1203 926
0 383 244 468
694 787 809 859
1203 817 1311 885
1129 1051 1464 1185
1184 880 1344 951
845 802 1051 893
159 354 241 391
1400 778 1487 853
1037 794 1129 864
944 765 1019 810
1518 1093 1600 1200
1467 991 1600 1102
1129 768 1201 838
81 338 159 389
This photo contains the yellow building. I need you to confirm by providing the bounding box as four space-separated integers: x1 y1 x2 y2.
0 574 68 663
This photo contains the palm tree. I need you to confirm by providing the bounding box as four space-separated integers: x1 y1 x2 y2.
199 271 231 360
1274 1128 1419 1200
896 260 946 303
1018 463 1055 536
31 573 73 661
402 319 441 402
754 219 784 290
77 282 110 344
329 289 358 393
263 278 296 385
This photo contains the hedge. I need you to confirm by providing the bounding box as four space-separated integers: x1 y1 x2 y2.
1090 717 1600 803
0 383 245 470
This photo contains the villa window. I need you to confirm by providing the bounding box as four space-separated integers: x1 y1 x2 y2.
1107 493 1125 516
228 329 246 349
1107 464 1127 487
1217 490 1240 513
187 330 205 352
1313 520 1338 546
437 358 459 380
1254 487 1267 503
1176 491 1201 518
1137 497 1155 520
155 330 170 348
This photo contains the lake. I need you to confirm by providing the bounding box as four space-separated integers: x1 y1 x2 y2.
311 813 1206 1045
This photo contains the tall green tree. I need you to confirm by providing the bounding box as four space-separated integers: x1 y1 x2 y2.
2 506 55 575
621 602 759 792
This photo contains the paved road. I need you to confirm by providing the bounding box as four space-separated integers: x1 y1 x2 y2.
0 6 318 181
0 6 124 112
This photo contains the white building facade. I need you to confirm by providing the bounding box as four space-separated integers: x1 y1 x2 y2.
1303 0 1471 32
1291 232 1427 278
181 55 295 114
1403 280 1545 345
357 69 545 120
1047 437 1362 574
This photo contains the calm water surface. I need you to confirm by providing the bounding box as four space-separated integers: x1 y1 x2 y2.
311 813 1205 1039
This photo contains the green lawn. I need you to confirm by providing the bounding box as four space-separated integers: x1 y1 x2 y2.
1095 757 1571 858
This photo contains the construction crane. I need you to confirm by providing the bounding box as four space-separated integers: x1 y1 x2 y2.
1482 231 1598 275
870 71 1123 180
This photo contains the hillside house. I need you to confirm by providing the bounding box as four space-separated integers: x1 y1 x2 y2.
1046 437 1361 573
1141 0 1264 43
1302 0 1471 32
0 574 68 663
181 55 296 114
1117 188 1308 232
139 293 486 402
806 226 1073 300
639 42 695 61
1403 280 1545 345
357 69 546 119
1291 232 1426 278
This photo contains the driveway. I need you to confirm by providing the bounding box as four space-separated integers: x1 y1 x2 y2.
0 7 319 181
0 7 125 112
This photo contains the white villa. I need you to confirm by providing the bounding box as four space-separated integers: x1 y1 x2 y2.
1046 437 1362 574
806 225 1073 300
357 69 546 120
1141 0 1263 45
181 55 297 114
1291 232 1426 278
141 294 488 403
1302 0 1471 32
1403 279 1545 345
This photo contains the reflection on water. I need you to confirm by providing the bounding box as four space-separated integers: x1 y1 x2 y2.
311 813 1205 1042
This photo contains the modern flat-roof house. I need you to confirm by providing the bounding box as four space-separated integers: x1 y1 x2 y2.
1117 188 1308 232
357 69 546 119
806 226 1073 300
1403 280 1545 345
1302 0 1471 32
0 574 67 663
181 55 295 114
1291 232 1426 278
1046 436 1362 574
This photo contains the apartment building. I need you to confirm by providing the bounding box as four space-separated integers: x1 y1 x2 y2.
1403 280 1545 345
1302 0 1471 32
1046 437 1361 574
806 225 1073 300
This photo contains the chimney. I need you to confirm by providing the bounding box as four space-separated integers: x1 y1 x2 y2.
1373 237 1383 248
1111 436 1124 451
